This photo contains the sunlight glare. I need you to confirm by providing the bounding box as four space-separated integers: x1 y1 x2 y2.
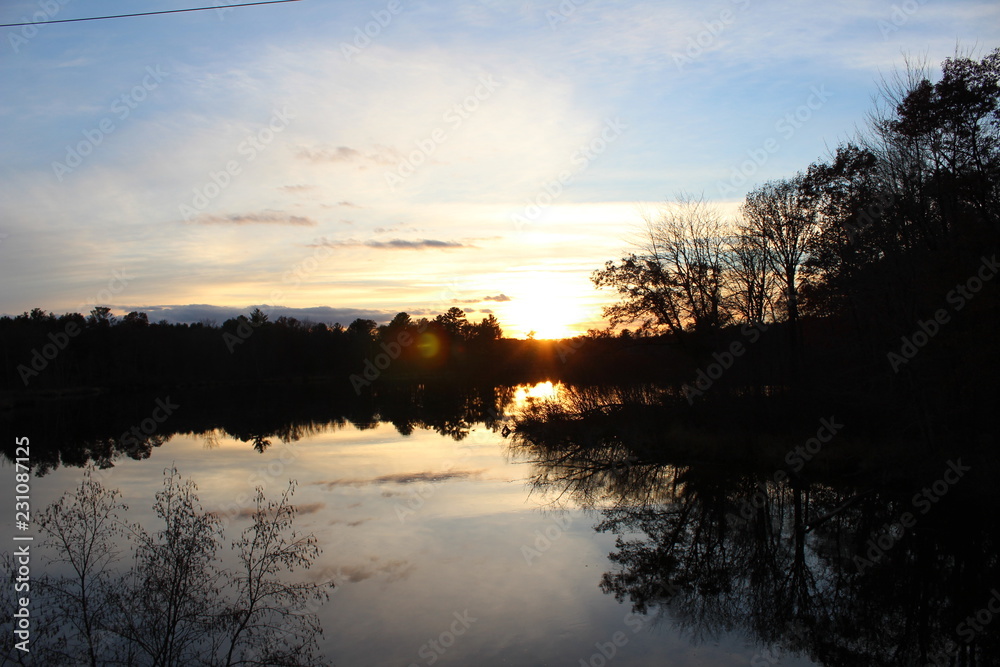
499 276 591 339
512 381 562 408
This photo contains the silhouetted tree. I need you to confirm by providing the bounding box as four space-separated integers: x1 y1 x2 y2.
346 318 377 341
87 307 115 328
593 195 730 342
120 311 149 328
434 307 468 339
723 221 775 324
248 308 269 327
468 314 503 342
741 176 816 330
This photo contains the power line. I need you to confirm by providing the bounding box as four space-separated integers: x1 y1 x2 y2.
0 0 302 28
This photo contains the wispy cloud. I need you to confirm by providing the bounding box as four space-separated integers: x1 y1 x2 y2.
188 211 316 226
295 144 400 166
313 469 486 489
374 225 418 234
367 239 469 249
296 145 360 162
453 293 511 304
228 502 326 520
336 557 414 583
329 517 373 527
308 237 473 250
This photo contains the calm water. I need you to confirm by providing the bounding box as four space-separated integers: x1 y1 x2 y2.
3 382 997 665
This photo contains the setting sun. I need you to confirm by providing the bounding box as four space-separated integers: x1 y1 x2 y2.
505 295 581 338
495 273 593 338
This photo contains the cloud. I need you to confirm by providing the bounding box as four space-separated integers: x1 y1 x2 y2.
336 557 414 583
279 184 315 193
453 293 511 305
228 502 326 520
329 517 373 527
292 502 326 515
363 239 470 250
295 144 400 166
374 225 418 234
308 237 472 250
313 469 486 489
374 469 486 484
187 211 316 226
296 145 360 162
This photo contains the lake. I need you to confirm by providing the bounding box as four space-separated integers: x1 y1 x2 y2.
3 381 997 666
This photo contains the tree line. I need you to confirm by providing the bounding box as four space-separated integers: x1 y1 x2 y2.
0 305 508 391
0 301 690 393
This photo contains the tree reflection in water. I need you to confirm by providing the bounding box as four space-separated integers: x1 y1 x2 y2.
1 383 516 475
1 468 330 666
508 385 1000 666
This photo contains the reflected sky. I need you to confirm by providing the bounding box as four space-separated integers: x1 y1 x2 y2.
3 384 820 666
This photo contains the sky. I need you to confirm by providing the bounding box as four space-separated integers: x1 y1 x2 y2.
1 0 998 338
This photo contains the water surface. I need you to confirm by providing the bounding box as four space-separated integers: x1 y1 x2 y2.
4 382 995 665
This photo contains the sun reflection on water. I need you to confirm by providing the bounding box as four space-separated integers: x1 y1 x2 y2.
511 380 563 409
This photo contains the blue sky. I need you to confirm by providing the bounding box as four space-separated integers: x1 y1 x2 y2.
2 0 998 337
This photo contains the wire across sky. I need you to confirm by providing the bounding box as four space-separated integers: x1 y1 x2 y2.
0 0 301 28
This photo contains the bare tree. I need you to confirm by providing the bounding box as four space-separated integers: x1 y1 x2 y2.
223 481 329 667
117 468 225 665
741 178 816 329
34 471 128 667
723 221 776 325
593 195 731 341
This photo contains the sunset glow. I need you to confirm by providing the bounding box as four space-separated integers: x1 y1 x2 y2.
3 2 994 334
495 273 594 338
512 380 562 408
